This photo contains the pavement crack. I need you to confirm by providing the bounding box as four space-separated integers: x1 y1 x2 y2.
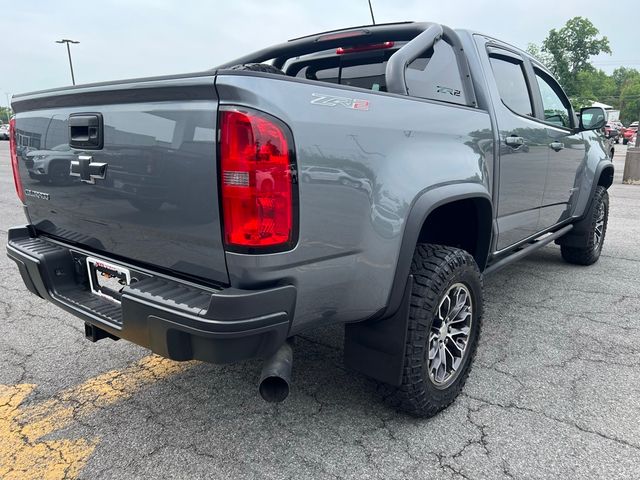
463 393 640 453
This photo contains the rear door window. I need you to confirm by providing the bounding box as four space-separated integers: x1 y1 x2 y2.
489 56 534 117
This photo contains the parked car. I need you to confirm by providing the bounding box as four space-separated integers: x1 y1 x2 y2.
300 166 349 184
614 121 624 136
601 130 616 159
623 125 638 145
604 123 620 144
0 123 9 140
299 165 370 190
6 21 613 417
24 144 76 184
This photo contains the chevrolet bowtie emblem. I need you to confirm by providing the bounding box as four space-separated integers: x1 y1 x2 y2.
70 155 108 184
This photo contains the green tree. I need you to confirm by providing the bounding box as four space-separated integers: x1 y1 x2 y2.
540 17 612 96
525 43 553 70
612 67 640 93
0 106 12 123
573 69 616 108
619 78 640 124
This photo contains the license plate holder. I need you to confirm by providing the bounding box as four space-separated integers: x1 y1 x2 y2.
86 257 130 303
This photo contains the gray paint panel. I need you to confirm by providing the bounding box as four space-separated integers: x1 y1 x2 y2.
216 74 492 333
15 90 228 285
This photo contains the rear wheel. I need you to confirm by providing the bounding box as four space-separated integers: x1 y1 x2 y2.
385 244 483 417
561 186 609 265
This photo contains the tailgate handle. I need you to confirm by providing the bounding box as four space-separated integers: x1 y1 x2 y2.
69 113 103 149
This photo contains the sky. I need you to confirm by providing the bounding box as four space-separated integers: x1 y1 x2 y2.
1 0 637 107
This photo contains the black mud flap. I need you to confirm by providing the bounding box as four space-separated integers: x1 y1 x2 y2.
556 191 599 248
344 276 413 386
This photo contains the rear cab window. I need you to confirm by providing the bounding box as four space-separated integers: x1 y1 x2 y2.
286 36 469 106
290 51 393 92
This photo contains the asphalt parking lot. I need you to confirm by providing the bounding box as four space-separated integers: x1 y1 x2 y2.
1 140 639 480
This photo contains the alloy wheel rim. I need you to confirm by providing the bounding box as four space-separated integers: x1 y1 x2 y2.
428 283 473 388
594 203 605 249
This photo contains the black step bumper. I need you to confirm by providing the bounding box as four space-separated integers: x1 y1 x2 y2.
6 226 295 364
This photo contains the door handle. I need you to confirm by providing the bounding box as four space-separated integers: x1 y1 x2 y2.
549 141 565 152
505 135 525 148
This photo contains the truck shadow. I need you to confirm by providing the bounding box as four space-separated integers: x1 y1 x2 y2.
109 247 574 435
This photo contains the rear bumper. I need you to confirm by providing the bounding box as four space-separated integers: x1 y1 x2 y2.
6 226 296 364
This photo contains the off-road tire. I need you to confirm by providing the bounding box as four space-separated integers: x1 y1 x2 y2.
385 244 483 417
561 186 609 265
228 63 285 75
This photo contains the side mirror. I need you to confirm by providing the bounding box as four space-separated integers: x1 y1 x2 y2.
579 106 607 131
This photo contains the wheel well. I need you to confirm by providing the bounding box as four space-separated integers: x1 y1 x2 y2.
598 166 614 189
417 197 493 270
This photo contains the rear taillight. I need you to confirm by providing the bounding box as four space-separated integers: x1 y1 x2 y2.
219 107 296 251
9 118 25 203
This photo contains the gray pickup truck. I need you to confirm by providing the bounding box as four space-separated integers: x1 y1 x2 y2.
7 22 613 417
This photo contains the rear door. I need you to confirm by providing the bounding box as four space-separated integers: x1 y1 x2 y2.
486 48 548 250
13 77 228 284
531 67 586 230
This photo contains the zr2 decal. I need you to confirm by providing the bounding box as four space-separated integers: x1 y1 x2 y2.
436 86 462 97
310 93 370 111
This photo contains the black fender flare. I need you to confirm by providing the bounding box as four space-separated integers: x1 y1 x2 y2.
344 183 493 386
593 160 614 190
383 183 493 319
557 160 613 247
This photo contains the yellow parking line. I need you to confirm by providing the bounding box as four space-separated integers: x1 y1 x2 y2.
0 355 193 480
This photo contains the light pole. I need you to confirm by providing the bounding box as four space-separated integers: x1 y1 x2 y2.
3 92 10 122
56 39 79 85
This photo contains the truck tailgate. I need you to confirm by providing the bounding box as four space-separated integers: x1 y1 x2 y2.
12 76 228 284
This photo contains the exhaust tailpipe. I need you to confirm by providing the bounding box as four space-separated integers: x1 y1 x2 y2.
259 338 294 402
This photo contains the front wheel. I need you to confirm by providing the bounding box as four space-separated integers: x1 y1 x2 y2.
561 186 609 265
386 244 483 417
